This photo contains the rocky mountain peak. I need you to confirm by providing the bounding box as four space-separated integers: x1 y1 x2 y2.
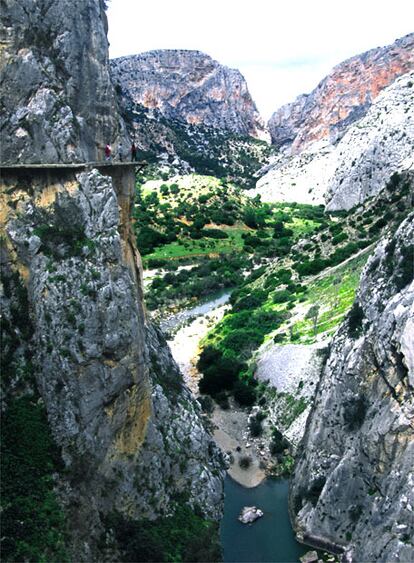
268 33 414 153
110 49 269 141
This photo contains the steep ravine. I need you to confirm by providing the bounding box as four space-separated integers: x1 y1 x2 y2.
163 291 310 562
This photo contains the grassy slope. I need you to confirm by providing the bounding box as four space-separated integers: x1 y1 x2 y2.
198 171 412 396
138 174 331 314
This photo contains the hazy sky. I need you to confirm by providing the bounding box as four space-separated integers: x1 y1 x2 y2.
107 1 413 119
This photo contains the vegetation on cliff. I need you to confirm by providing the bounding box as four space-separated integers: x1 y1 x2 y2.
107 502 221 562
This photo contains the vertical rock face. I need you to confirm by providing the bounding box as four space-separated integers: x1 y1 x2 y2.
110 49 268 140
1 1 225 560
290 211 414 562
1 167 225 559
268 33 414 153
0 0 128 164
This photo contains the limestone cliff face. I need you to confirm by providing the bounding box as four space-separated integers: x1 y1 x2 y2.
0 0 129 164
110 49 268 140
1 1 225 560
253 71 414 208
325 72 414 210
1 167 225 559
268 33 414 153
290 213 414 562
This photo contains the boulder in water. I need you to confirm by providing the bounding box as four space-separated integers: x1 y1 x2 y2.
238 506 264 524
300 551 319 563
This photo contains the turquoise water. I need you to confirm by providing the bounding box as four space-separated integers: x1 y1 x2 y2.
221 476 307 563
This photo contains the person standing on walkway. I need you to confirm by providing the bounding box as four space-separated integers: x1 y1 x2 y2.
105 144 112 161
118 143 123 162
131 142 138 162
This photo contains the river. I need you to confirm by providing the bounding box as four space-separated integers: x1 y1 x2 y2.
160 290 232 334
221 476 307 563
164 292 307 563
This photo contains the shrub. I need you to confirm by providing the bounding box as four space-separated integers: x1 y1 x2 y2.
136 226 168 254
1 397 67 561
198 395 214 413
295 258 327 277
272 289 292 303
233 290 268 311
249 418 262 437
239 456 252 469
269 428 288 455
233 381 256 406
215 391 230 410
107 505 221 563
394 244 414 290
198 347 244 396
201 228 229 239
198 194 210 204
276 268 293 283
332 232 348 245
273 333 286 343
348 302 364 337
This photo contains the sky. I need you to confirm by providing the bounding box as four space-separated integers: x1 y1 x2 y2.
107 0 414 119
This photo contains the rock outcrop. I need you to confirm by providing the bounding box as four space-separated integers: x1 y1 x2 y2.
290 214 414 562
110 50 268 140
255 342 328 446
0 0 129 164
251 140 335 205
268 33 414 153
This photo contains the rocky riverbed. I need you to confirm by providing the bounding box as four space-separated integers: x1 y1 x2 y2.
164 294 273 488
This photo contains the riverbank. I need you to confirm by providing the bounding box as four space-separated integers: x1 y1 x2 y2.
167 296 230 394
212 404 266 488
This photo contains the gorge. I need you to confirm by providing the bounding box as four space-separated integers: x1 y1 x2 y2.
1 2 413 562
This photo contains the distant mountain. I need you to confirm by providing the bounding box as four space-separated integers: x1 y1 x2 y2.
268 33 414 153
110 50 271 186
253 34 414 209
111 50 268 139
252 71 414 209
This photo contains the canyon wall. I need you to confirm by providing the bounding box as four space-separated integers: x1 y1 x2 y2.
1 1 225 560
290 206 414 562
0 0 129 164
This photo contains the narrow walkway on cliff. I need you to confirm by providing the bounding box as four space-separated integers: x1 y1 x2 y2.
0 161 147 170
